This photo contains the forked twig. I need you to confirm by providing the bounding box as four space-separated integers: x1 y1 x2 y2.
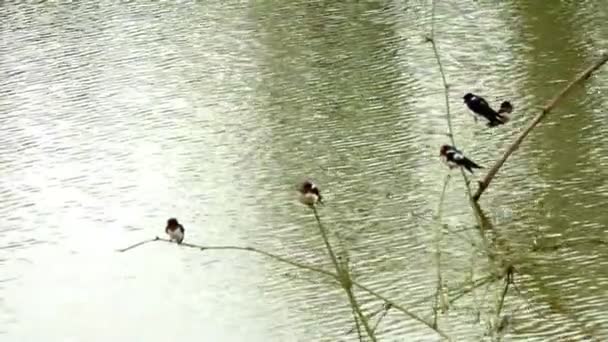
371 303 392 335
352 281 450 339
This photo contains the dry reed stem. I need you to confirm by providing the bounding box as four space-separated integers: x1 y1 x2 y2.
473 53 608 201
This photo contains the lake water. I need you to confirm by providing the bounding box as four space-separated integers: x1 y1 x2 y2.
1 1 607 341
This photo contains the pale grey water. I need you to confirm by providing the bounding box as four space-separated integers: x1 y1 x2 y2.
1 1 607 341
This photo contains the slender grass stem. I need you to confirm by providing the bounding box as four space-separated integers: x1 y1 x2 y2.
427 0 488 232
495 267 513 320
429 0 455 149
311 206 376 342
351 308 363 342
433 174 451 327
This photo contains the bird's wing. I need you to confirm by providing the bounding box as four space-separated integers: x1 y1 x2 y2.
473 98 502 122
476 96 490 108
179 224 185 233
447 150 465 163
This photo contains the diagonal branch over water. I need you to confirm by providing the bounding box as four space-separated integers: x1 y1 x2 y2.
473 53 608 201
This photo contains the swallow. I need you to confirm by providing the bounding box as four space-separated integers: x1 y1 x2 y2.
463 93 513 127
165 218 185 244
297 180 323 206
439 144 483 174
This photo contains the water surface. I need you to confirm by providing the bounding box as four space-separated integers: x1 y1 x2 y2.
1 1 607 341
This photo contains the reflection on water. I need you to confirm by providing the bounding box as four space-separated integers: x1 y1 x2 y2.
1 1 607 341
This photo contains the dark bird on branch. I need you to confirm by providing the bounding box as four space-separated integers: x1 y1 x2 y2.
463 93 513 127
439 144 483 174
165 218 185 244
297 180 323 206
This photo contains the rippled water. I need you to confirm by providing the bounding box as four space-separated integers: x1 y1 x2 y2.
1 1 607 341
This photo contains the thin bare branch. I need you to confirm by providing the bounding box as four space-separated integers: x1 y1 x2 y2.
428 0 456 148
352 281 450 340
473 53 608 201
118 237 338 279
116 237 160 252
495 270 512 321
448 275 496 305
427 0 480 216
346 303 389 336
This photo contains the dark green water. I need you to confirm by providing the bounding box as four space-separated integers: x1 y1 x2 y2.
1 1 606 341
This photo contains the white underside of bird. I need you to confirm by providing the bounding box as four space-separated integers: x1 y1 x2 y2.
299 192 319 205
167 228 184 243
441 154 461 169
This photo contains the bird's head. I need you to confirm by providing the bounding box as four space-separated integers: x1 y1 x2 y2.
298 180 316 194
166 218 179 229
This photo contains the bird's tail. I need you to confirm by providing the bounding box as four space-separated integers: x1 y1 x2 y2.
463 159 483 173
498 101 513 114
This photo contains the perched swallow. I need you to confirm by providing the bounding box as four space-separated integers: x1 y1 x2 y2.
165 218 185 244
463 93 513 127
297 180 323 206
439 144 483 174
